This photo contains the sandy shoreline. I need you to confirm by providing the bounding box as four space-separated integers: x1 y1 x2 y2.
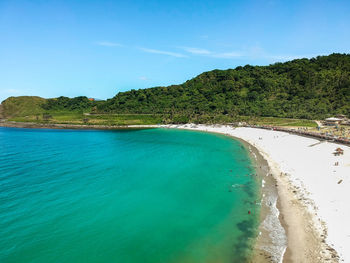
2 122 349 262
237 138 287 263
172 124 348 263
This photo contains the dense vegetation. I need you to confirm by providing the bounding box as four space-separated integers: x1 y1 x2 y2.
42 96 94 111
1 53 349 124
99 53 350 119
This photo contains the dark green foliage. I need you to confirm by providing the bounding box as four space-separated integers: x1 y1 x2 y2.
99 53 350 119
42 96 93 111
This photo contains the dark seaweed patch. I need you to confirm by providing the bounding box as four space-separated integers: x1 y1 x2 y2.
241 182 255 198
230 218 257 262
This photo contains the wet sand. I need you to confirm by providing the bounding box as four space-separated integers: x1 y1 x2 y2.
237 138 285 263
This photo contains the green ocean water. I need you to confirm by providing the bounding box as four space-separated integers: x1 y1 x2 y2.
0 127 261 263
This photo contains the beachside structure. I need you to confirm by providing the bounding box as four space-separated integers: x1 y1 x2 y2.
324 117 342 126
342 120 350 126
336 114 348 120
334 147 344 156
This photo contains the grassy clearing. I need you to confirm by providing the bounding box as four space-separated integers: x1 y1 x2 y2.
210 116 318 127
279 120 317 128
251 117 317 127
2 96 46 117
6 109 317 128
8 113 163 126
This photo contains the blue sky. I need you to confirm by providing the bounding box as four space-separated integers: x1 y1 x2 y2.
1 0 350 102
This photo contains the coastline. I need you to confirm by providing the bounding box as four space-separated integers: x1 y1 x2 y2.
230 132 336 263
2 122 348 262
172 124 347 263
0 121 159 130
174 126 288 262
235 137 287 263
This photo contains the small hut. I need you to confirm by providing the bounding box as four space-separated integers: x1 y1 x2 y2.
334 147 344 156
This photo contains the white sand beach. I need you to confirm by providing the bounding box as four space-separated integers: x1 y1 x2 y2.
168 124 350 262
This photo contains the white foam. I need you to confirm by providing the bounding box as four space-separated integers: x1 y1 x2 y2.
259 192 287 263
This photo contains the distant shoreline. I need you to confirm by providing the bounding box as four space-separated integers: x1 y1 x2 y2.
0 121 159 130
2 120 350 147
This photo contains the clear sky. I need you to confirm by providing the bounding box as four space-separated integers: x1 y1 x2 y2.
1 0 350 102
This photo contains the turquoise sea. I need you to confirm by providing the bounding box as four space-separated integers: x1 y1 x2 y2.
0 127 261 263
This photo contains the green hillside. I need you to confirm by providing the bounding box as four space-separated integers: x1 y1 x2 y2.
1 96 46 118
1 53 350 124
99 53 350 119
0 96 162 126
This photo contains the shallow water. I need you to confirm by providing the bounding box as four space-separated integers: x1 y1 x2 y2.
0 127 260 263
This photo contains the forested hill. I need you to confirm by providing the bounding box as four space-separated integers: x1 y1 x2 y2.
1 53 350 120
98 53 350 119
